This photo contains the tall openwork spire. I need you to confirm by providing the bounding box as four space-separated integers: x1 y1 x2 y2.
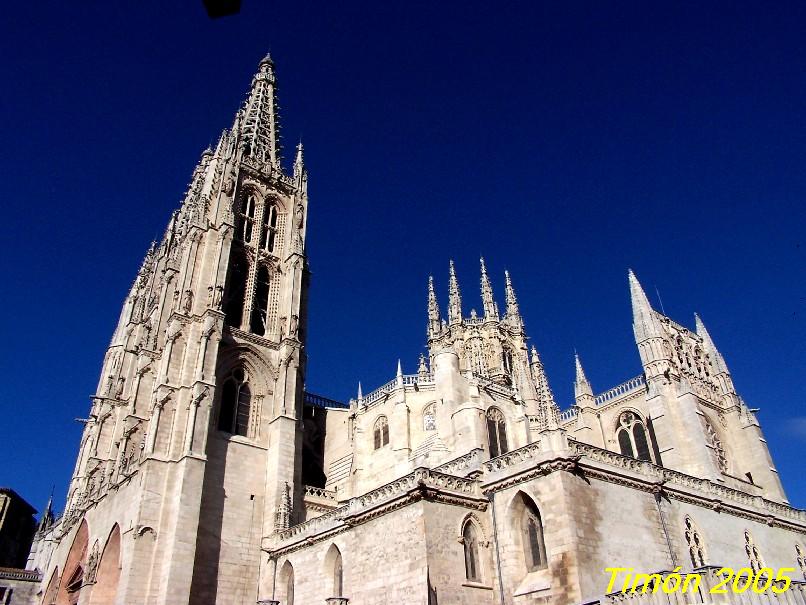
574 353 595 406
629 269 662 342
240 53 281 167
428 276 441 335
479 258 497 320
504 270 522 326
448 261 462 325
695 313 730 375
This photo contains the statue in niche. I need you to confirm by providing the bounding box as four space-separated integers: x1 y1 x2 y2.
294 201 304 229
115 377 125 399
183 289 193 314
213 285 224 309
289 314 299 338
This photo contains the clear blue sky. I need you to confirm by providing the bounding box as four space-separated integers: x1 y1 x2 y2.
1 1 804 514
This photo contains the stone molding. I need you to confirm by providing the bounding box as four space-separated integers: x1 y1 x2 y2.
267 467 486 556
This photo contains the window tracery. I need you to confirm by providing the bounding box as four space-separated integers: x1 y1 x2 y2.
704 417 729 473
486 407 508 458
227 190 285 335
744 531 765 574
373 416 389 449
218 367 252 437
260 202 278 252
683 516 705 568
616 411 653 462
423 404 436 432
236 193 256 244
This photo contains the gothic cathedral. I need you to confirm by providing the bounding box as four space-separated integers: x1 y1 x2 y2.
25 54 806 605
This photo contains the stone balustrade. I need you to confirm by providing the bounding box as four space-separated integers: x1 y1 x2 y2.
483 440 543 474
433 448 484 477
594 374 646 407
303 485 337 501
569 440 806 523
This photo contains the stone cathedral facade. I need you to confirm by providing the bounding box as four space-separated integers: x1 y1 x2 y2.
24 54 806 605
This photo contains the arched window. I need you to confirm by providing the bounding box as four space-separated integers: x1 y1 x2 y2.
486 408 508 458
324 544 344 598
616 411 653 462
744 531 765 574
518 495 547 571
224 254 249 328
260 202 278 252
278 561 294 605
796 544 805 580
423 404 436 432
373 416 389 449
684 516 706 568
462 520 481 582
250 265 271 335
218 367 251 437
236 193 257 243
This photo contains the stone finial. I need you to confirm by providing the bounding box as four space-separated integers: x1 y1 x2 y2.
293 140 306 181
357 382 363 402
504 270 521 325
418 353 429 381
574 353 595 407
479 257 497 320
448 261 462 325
274 482 292 530
427 276 441 336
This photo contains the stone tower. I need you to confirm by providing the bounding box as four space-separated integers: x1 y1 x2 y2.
30 54 310 605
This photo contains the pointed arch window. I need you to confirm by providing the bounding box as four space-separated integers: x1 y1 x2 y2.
423 404 436 432
260 202 278 252
333 548 344 597
616 411 653 462
224 254 249 328
218 367 251 437
373 416 389 449
236 193 257 243
462 520 481 582
486 407 508 458
684 516 706 568
796 544 805 580
250 264 271 335
519 496 547 571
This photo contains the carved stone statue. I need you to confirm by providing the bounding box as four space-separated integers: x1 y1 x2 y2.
183 289 193 314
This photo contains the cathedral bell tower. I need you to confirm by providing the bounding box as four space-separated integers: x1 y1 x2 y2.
38 54 311 605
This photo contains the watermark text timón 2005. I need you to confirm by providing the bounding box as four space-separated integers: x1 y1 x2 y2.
605 566 797 597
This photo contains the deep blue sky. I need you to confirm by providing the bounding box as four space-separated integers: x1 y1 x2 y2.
2 2 805 514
